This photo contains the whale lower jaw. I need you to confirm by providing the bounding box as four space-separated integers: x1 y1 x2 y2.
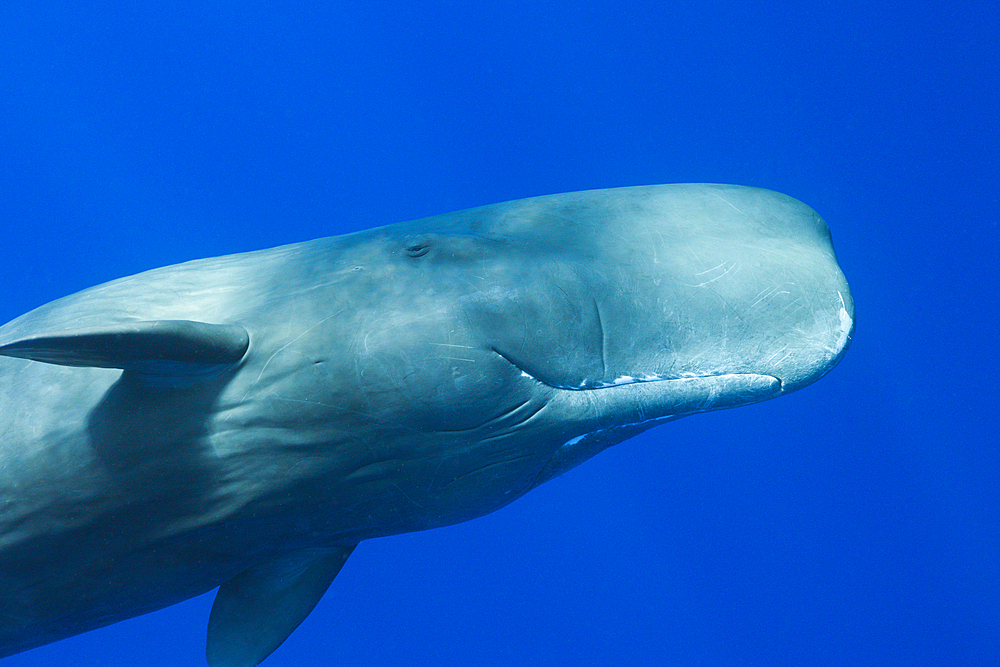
493 347 783 397
526 371 782 488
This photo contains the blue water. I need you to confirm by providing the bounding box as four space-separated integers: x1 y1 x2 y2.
1 1 997 665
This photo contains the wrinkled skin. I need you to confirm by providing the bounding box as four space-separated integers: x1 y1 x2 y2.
0 184 853 664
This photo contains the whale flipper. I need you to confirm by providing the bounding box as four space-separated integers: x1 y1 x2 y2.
0 320 249 386
206 545 357 667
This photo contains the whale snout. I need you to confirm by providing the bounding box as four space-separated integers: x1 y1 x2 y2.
762 285 855 396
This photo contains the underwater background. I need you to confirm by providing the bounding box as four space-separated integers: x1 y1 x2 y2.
0 1 997 665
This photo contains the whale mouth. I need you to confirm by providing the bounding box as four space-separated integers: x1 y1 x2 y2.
492 348 784 393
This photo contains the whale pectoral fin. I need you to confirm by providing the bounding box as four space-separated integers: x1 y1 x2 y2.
0 319 249 387
206 545 357 667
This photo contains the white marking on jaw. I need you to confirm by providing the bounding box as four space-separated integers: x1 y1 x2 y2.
498 349 691 391
572 373 668 389
560 412 678 451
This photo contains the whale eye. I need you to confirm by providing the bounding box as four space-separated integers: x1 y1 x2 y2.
405 242 430 257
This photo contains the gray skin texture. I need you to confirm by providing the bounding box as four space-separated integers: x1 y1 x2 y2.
0 184 854 665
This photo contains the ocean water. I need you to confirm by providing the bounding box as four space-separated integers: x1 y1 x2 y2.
0 1 996 666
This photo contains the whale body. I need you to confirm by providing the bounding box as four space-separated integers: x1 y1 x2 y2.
0 184 854 666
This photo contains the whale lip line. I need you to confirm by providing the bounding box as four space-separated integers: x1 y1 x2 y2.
491 348 783 392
